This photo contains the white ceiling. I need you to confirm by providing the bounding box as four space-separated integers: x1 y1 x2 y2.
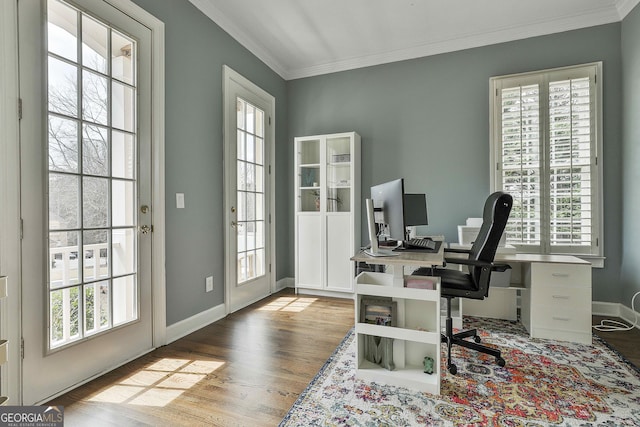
189 0 640 80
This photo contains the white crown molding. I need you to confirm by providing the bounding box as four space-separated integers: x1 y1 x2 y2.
287 7 621 80
190 1 628 80
617 0 640 18
188 0 288 79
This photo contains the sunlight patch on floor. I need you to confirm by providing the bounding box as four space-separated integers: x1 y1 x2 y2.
258 296 318 312
88 358 224 407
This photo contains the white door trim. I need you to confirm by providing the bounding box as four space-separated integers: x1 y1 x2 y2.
103 0 167 348
222 65 276 314
0 0 23 404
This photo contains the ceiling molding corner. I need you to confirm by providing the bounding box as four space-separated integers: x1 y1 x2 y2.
617 0 640 18
188 0 288 79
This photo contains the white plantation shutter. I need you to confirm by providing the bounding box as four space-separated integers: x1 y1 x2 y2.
500 83 541 246
491 63 601 257
548 77 593 249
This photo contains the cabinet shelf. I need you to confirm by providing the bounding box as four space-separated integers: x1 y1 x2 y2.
356 323 440 344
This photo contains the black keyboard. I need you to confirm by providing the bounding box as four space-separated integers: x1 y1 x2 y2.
406 238 436 250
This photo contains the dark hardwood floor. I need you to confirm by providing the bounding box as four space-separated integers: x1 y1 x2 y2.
47 292 640 426
48 289 354 426
592 315 640 368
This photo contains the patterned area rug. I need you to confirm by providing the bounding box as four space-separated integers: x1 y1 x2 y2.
280 317 640 426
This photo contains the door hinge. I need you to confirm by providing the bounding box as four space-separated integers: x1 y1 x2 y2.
18 98 22 120
269 214 271 224
268 116 271 125
269 165 271 174
20 218 23 240
269 264 271 273
21 337 24 359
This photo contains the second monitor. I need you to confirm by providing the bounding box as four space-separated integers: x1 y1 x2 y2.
370 179 438 251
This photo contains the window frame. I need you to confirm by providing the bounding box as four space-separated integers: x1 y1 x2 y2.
489 62 604 265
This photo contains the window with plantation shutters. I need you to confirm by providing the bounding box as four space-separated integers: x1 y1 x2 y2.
490 63 603 258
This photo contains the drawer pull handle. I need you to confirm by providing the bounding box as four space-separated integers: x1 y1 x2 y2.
551 273 570 277
552 316 570 321
552 295 569 299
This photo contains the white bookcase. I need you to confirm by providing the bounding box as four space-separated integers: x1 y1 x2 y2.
294 132 361 295
355 270 441 394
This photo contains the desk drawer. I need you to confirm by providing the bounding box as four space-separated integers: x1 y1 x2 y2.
532 285 591 308
532 304 591 332
530 263 590 288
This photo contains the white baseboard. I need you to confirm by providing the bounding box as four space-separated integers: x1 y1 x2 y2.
166 303 226 344
166 278 296 344
592 300 640 329
296 288 355 300
275 277 294 291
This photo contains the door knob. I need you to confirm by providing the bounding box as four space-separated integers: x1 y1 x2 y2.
231 221 237 229
140 225 152 234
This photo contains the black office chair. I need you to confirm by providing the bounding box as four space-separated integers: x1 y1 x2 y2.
414 191 513 375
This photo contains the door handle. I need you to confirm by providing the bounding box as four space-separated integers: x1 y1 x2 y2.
231 221 237 229
140 225 152 234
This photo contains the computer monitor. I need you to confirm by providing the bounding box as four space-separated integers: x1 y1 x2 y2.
370 178 405 243
364 198 397 257
404 193 428 227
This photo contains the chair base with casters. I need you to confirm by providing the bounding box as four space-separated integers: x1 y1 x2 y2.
441 295 505 375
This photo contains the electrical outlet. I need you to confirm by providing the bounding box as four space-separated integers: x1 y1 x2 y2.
205 276 213 292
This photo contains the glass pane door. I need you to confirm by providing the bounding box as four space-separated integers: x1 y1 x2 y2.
297 139 321 212
47 0 138 349
236 97 266 283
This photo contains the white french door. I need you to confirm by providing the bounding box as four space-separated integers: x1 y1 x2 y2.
19 0 153 404
223 66 275 313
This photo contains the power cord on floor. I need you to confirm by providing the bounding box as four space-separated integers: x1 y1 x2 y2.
593 291 640 332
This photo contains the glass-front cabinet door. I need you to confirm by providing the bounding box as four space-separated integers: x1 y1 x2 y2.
325 136 352 213
297 138 321 212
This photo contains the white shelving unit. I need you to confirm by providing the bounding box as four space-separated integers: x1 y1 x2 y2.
294 132 361 296
355 269 441 394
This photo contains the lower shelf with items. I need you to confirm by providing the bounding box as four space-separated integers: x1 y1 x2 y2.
355 271 442 394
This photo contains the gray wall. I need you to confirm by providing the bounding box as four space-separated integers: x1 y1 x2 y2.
130 0 288 325
126 0 636 325
286 24 623 303
621 5 640 307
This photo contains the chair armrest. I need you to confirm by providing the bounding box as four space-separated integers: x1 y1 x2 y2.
443 257 511 272
492 263 511 272
443 257 490 268
444 247 471 254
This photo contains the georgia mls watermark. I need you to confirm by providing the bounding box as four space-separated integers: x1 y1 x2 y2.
0 406 63 427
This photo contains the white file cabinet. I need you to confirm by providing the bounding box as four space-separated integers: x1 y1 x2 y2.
520 261 592 344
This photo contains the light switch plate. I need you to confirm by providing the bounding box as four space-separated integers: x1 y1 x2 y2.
176 193 185 209
205 276 213 292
